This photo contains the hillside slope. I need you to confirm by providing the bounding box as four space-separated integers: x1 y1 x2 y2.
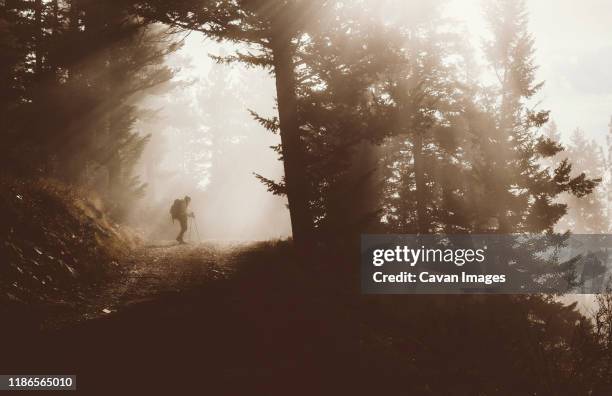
1 177 139 306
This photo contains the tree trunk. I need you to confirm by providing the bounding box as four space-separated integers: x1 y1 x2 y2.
69 0 79 31
34 0 43 78
270 26 312 250
413 131 428 234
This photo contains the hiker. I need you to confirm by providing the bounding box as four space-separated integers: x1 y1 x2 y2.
170 196 194 244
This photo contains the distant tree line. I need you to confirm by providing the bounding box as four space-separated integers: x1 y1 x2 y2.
545 120 612 234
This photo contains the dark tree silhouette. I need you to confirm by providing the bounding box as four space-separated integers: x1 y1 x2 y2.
132 0 337 249
0 0 178 220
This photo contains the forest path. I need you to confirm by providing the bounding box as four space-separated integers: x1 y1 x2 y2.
39 241 248 330
69 241 246 325
9 241 352 393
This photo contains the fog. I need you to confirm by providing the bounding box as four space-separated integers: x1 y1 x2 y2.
446 0 612 144
122 2 612 243
130 33 291 241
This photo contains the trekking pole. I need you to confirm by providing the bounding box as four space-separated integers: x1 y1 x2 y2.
193 218 201 242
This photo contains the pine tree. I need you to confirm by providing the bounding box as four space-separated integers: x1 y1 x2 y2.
607 116 612 229
134 0 332 249
593 285 612 391
463 0 599 289
557 128 608 233
0 1 28 168
475 0 598 233
0 0 177 219
289 1 394 243
543 119 562 143
377 2 468 234
0 0 61 173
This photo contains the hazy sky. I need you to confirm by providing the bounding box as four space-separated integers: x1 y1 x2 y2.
447 0 612 143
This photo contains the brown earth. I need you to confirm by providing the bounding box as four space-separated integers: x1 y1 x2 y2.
3 240 356 395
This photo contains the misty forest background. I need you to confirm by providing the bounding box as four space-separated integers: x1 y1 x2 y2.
2 0 612 393
3 0 612 241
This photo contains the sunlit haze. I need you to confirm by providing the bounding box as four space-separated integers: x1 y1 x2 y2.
134 0 612 241
135 37 291 241
446 0 612 143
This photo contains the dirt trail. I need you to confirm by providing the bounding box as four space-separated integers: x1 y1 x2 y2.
43 241 248 329
83 242 243 320
6 240 353 394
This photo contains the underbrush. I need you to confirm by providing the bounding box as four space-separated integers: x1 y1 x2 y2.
0 177 140 305
228 240 611 393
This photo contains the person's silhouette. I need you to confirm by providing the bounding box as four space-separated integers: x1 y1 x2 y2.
174 196 194 244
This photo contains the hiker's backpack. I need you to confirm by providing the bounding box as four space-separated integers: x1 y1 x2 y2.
170 199 182 222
